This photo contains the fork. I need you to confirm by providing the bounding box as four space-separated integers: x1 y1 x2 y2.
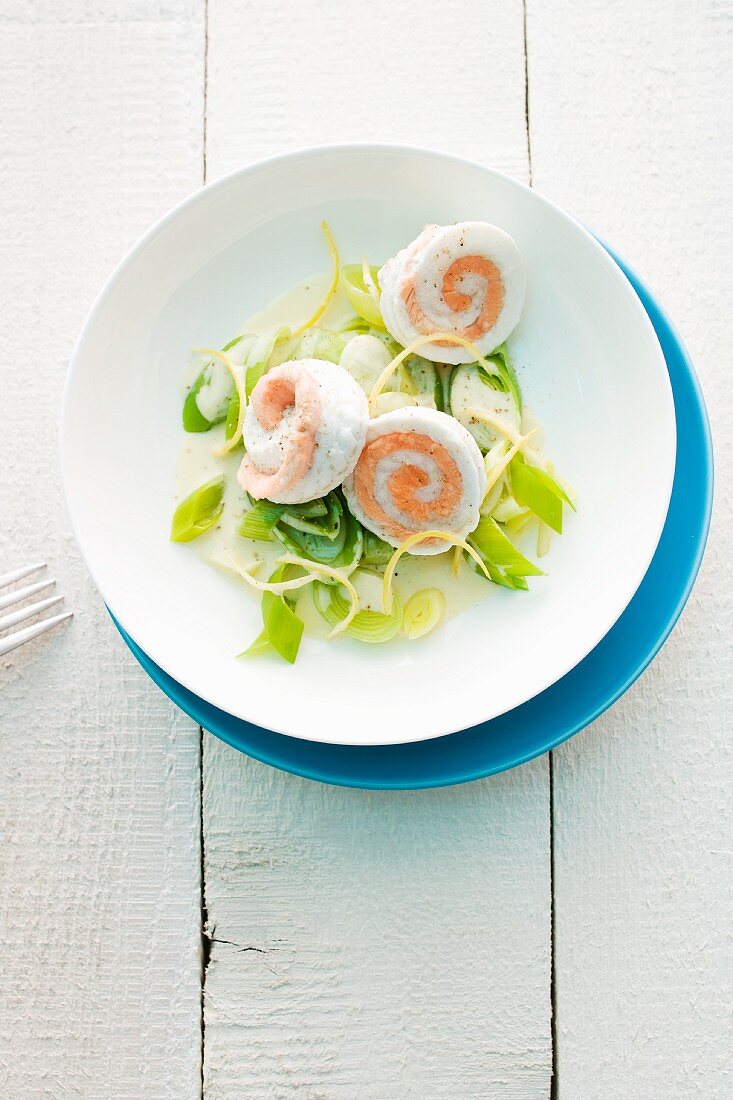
0 563 72 658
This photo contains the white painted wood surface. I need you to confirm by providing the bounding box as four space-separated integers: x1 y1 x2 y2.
0 3 204 1097
2 1 730 1097
527 1 732 1096
202 2 553 1098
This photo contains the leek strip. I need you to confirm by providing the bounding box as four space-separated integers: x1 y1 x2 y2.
192 346 247 457
296 326 346 364
237 500 288 542
276 554 359 637
237 629 272 659
261 581 304 663
361 528 393 567
340 263 385 328
491 495 529 524
382 531 491 614
489 344 523 414
170 477 225 542
467 406 546 468
243 327 292 398
451 544 463 576
362 258 381 306
274 504 362 573
510 459 565 533
483 431 538 500
537 521 553 558
292 221 340 337
505 511 535 538
368 333 500 412
182 372 213 433
183 334 245 432
279 491 341 539
469 516 544 578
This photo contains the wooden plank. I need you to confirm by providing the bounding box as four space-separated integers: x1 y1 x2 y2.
0 3 205 1097
203 2 552 1097
526 1 732 1096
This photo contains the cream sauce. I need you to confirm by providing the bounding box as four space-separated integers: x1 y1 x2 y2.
174 275 498 643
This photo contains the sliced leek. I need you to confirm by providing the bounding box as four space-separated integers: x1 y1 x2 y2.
236 500 288 542
237 628 272 659
403 588 445 640
483 430 538 500
190 346 247 458
296 326 346 364
170 477 225 542
183 334 245 432
468 406 546 468
276 554 359 637
510 457 572 534
469 516 544 579
261 564 305 664
341 263 385 328
368 332 500 412
312 580 402 643
488 343 523 415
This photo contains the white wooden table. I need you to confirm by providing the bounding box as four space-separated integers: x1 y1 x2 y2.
1 2 730 1097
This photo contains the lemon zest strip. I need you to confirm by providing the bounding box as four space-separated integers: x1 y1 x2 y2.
292 221 340 338
276 554 359 637
382 530 492 615
192 346 247 458
368 333 498 413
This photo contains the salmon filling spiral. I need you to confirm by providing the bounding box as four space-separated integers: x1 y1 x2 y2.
239 363 320 500
239 358 369 505
377 221 525 364
403 254 505 346
343 407 487 554
353 431 463 545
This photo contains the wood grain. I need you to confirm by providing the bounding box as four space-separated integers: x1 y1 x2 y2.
0 3 205 1096
527 1 732 1096
202 2 552 1097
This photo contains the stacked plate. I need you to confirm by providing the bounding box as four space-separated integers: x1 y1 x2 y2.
61 148 712 789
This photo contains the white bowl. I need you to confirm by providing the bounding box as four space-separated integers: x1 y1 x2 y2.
61 145 676 746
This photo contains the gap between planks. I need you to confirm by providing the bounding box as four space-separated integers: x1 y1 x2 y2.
196 5 555 1095
199 5 210 1096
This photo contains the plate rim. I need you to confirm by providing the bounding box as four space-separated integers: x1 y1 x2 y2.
109 245 713 788
61 144 679 745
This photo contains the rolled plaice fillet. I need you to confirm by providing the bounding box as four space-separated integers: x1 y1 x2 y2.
378 221 525 364
343 406 487 555
239 358 369 504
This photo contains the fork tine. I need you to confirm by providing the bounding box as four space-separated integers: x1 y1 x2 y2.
0 610 73 658
0 594 65 633
0 578 55 613
0 563 46 590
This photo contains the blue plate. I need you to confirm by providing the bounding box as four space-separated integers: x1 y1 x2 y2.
111 247 713 789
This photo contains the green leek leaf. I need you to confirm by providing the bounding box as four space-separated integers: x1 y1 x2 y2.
340 264 385 328
487 343 523 414
279 491 341 539
260 565 304 664
237 628 272 659
236 500 288 542
170 477 225 542
510 457 565 533
362 529 393 567
182 335 245 433
469 516 545 578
